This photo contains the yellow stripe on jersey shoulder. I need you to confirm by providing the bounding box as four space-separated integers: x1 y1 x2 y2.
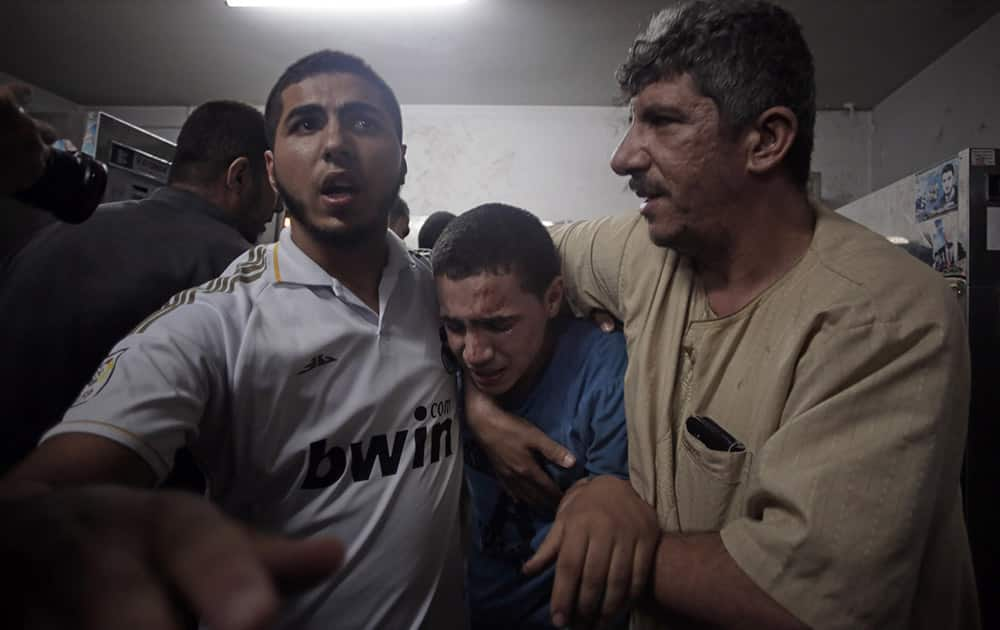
273 242 282 283
132 246 270 334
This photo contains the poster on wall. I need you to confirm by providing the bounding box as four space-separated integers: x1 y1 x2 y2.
917 211 965 274
914 157 964 275
915 157 959 222
81 111 100 157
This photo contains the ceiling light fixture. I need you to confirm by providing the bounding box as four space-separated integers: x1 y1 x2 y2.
226 0 468 9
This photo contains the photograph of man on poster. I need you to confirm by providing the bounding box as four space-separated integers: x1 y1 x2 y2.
941 163 958 209
915 158 960 221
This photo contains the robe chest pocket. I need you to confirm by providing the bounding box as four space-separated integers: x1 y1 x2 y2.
675 416 751 532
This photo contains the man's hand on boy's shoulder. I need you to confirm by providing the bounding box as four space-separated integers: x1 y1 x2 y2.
590 309 620 333
463 382 576 509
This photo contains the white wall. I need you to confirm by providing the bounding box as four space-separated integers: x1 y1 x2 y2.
88 104 639 221
406 107 874 219
404 106 873 219
401 105 634 222
871 11 1000 190
89 104 638 222
88 102 873 220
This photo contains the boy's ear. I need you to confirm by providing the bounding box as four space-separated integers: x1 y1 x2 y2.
545 276 564 318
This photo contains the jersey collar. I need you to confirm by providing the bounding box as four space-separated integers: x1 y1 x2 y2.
273 227 415 292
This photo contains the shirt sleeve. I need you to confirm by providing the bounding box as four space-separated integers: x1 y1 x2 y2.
549 216 645 322
719 296 970 629
43 295 232 484
580 331 630 480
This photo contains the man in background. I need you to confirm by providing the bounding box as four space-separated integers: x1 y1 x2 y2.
419 209 456 249
0 100 277 476
388 195 410 239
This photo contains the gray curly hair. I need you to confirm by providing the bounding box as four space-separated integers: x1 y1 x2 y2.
617 0 816 188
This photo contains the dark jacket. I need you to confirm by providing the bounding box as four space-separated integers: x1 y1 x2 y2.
0 186 250 476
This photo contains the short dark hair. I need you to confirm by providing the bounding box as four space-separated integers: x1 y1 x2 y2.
389 197 409 221
418 211 456 249
168 100 268 186
431 204 559 298
617 0 815 188
264 50 403 147
942 163 955 176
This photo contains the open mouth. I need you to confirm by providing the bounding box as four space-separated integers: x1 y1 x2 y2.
471 369 504 386
320 172 360 205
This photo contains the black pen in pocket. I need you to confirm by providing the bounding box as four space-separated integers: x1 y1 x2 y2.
685 415 745 452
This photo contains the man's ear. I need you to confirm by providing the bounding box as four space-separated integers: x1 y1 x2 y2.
400 145 408 187
265 150 277 191
545 276 564 318
225 156 251 193
745 106 798 176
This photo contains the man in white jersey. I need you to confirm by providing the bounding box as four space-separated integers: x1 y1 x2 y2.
4 50 465 630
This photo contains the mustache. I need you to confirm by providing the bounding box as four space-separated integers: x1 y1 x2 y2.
628 177 667 198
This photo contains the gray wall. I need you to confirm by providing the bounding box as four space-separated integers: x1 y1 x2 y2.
0 71 87 145
0 71 77 112
871 11 1000 190
95 106 190 143
813 109 873 207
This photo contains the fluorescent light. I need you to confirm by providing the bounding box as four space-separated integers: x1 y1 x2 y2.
227 0 467 9
887 236 909 245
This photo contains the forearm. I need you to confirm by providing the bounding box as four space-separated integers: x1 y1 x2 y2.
462 377 495 435
2 434 157 494
649 532 808 630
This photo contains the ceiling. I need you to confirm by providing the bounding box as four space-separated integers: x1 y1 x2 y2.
2 0 999 109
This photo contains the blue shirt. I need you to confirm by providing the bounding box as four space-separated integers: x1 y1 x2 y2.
464 318 629 629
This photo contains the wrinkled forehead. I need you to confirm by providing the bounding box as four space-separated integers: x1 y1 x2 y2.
627 73 720 125
629 73 704 107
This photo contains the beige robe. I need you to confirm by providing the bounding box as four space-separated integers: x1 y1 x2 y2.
550 207 979 630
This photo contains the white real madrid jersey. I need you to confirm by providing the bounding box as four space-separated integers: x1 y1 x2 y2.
47 229 466 630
